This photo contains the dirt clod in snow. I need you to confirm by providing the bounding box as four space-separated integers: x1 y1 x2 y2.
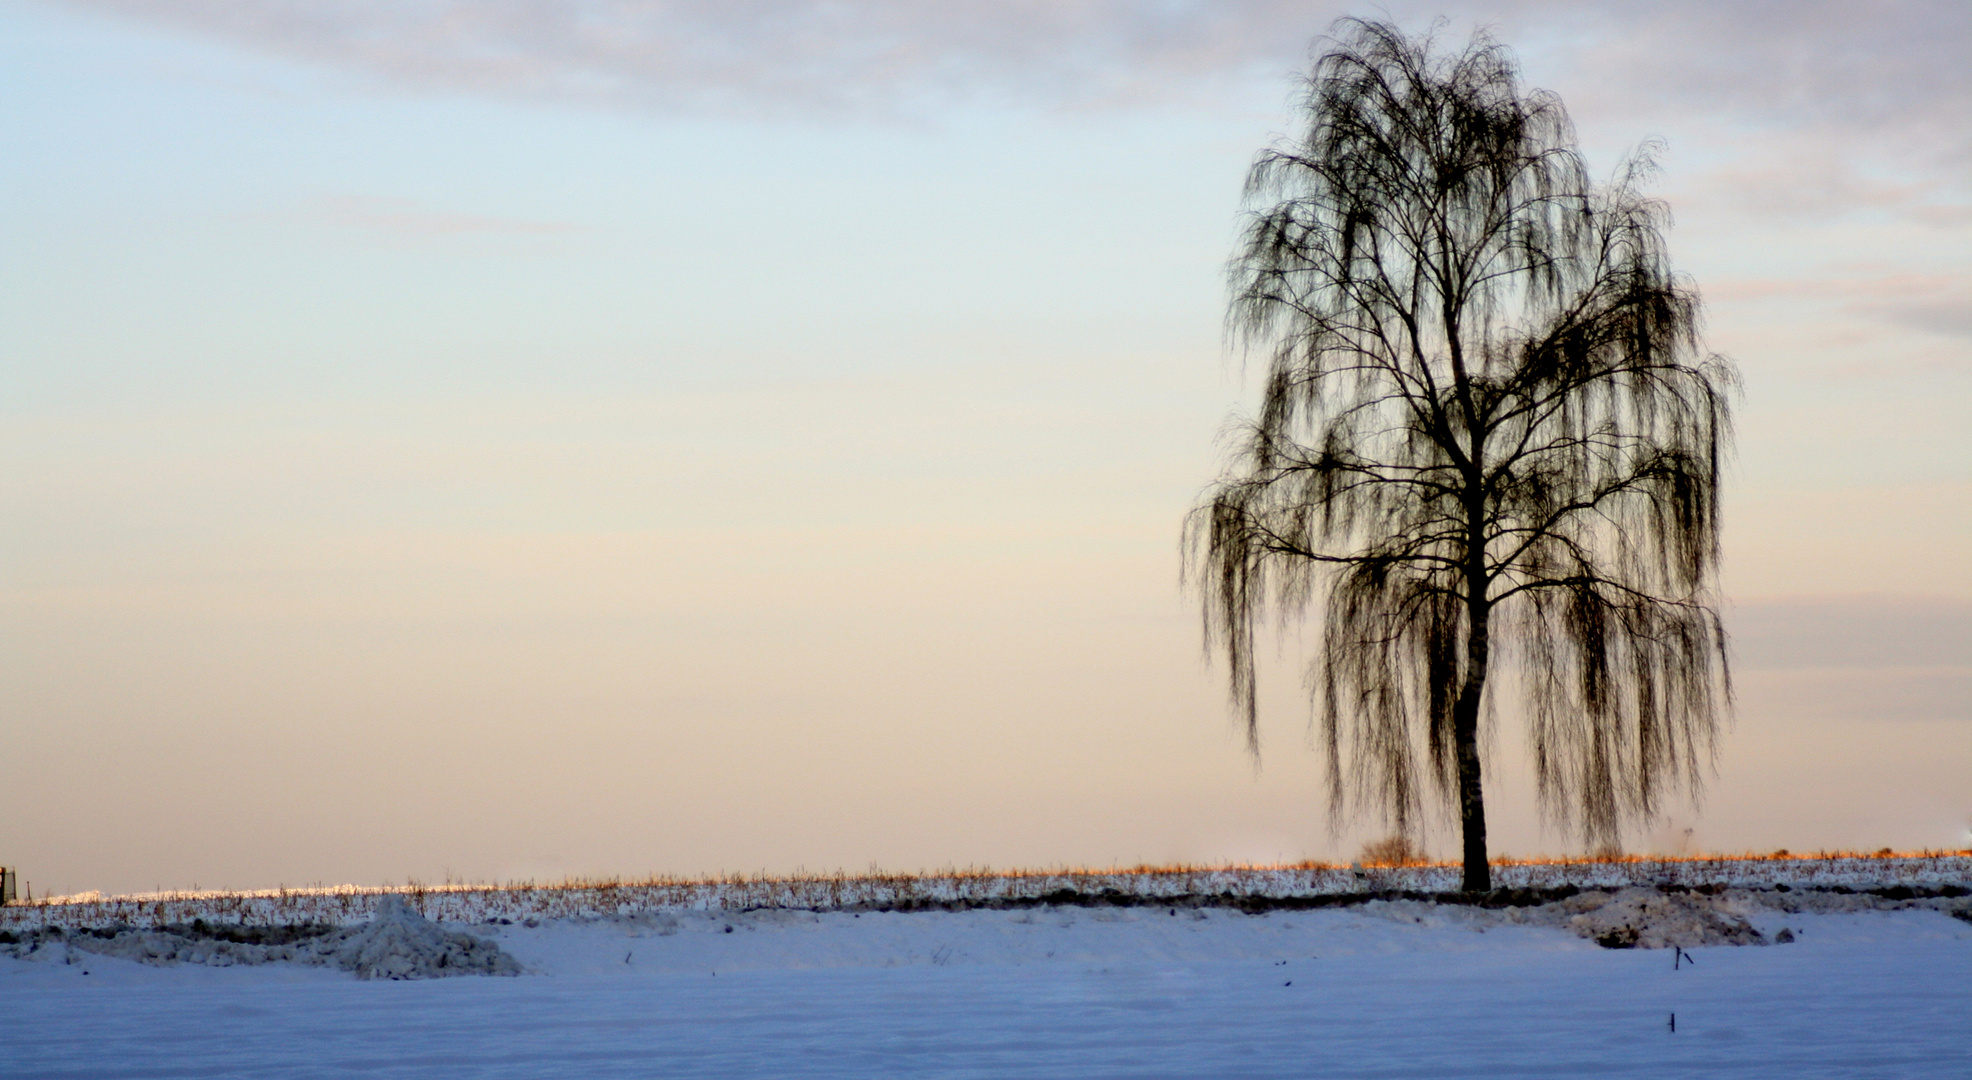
1557 888 1767 949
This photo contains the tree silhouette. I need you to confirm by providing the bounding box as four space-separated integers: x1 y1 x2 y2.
1188 20 1735 891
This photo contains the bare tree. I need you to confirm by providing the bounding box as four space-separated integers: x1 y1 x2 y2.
1187 20 1735 892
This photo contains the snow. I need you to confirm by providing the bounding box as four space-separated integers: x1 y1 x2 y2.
4 889 1969 1077
12 853 1970 930
1548 887 1770 949
325 895 521 980
20 896 523 980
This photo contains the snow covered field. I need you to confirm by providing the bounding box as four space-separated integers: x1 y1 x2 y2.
4 859 1969 1078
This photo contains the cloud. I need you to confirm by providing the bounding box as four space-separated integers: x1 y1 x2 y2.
1730 596 1971 726
50 1 1972 133
48 3 1972 352
1731 595 1972 671
1888 298 1972 339
53 0 1327 114
1530 2 1972 135
51 1 1971 243
1710 272 1972 344
1685 153 1972 228
311 195 579 238
1736 668 1971 724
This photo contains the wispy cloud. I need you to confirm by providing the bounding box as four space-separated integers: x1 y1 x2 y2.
51 2 1971 130
1532 2 1972 136
1732 595 1972 671
53 0 1327 114
50 3 1972 364
310 195 579 239
1685 153 1972 229
1711 272 1972 347
53 0 1972 252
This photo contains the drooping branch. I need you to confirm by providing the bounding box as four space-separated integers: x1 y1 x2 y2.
1186 18 1735 857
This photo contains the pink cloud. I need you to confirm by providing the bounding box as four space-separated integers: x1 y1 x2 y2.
1732 595 1972 672
1681 153 1972 229
1708 272 1972 342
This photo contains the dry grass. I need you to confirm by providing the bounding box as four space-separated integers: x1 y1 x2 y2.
1356 835 1428 867
6 849 1967 933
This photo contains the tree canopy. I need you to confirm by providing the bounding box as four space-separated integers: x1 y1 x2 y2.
1188 19 1737 890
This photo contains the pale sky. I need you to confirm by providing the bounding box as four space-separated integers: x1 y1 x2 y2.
2 0 1967 897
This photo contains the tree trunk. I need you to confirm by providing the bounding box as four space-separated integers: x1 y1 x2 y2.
1454 603 1492 892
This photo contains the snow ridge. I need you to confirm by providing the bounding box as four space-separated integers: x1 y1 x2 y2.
7 895 521 979
6 853 1967 933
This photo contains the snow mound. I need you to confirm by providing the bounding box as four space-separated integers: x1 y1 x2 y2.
35 896 520 979
315 896 521 980
50 926 322 968
1557 888 1767 949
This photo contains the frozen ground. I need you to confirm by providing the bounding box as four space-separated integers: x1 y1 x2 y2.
4 893 1970 1078
14 853 1972 928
